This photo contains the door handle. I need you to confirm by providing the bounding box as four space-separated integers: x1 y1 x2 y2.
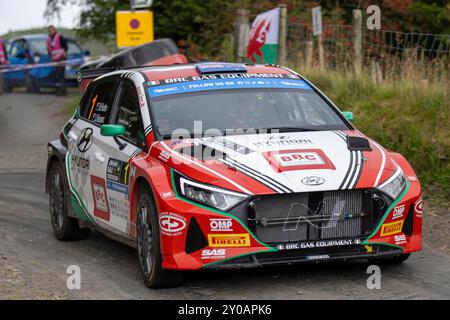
94 152 105 163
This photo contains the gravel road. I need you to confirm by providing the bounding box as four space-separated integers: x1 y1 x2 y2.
0 92 449 299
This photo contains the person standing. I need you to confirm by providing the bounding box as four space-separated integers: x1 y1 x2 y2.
0 38 8 95
47 25 68 95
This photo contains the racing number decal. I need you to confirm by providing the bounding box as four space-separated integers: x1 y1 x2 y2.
90 175 110 221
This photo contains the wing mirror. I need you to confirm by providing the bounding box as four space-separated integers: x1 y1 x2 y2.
342 111 354 122
100 124 127 150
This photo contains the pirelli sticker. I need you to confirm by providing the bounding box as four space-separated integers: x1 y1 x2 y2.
380 220 404 237
208 234 251 247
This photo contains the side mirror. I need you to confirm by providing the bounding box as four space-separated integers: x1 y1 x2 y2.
101 124 127 150
84 50 91 56
100 124 125 137
342 111 354 122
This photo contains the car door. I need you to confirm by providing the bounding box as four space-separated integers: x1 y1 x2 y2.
66 78 118 225
90 79 146 236
4 39 29 82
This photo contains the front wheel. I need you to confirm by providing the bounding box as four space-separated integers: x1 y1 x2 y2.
136 185 183 288
25 73 39 93
48 161 90 240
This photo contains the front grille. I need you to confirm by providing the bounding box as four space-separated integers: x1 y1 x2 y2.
248 189 388 244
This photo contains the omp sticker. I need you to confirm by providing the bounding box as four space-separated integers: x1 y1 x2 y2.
210 218 233 232
392 204 405 219
380 220 404 237
208 234 250 247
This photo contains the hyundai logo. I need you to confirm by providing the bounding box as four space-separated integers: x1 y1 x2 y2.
301 176 325 186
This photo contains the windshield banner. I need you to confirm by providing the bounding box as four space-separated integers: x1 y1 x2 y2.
147 76 311 98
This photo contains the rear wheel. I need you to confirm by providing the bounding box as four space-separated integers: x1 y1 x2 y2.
369 253 411 265
136 184 183 288
48 161 90 240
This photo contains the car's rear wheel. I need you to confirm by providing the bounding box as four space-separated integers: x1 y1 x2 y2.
369 253 411 265
136 184 183 288
48 161 90 240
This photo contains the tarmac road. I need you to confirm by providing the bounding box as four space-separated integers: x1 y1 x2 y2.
0 92 449 299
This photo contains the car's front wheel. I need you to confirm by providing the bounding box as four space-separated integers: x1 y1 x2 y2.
136 184 183 288
25 73 39 93
48 161 90 240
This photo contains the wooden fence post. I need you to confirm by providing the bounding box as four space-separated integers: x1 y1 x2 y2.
235 9 249 63
318 34 324 71
352 9 362 75
278 4 287 66
305 41 313 69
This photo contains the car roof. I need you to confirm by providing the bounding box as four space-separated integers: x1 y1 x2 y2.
10 34 76 42
137 63 294 81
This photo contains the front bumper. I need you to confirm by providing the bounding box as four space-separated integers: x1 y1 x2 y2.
156 172 422 271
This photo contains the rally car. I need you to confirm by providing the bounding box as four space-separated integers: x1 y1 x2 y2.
45 62 423 288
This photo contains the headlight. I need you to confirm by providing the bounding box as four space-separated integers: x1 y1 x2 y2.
377 167 406 199
176 174 248 211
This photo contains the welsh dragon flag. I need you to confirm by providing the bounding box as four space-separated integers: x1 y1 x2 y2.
246 7 280 64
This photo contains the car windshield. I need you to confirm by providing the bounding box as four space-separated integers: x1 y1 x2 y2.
28 38 82 56
148 76 349 139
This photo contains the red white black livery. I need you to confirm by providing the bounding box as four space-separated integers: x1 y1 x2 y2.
46 62 423 288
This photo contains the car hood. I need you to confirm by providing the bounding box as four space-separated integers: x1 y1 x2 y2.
155 130 397 195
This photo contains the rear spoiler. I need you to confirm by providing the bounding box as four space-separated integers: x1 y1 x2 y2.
77 38 188 92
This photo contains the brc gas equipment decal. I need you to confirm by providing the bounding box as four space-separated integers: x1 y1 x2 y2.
264 149 336 172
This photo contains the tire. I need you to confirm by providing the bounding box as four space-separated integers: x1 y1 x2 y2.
136 184 183 288
368 253 411 265
48 161 90 241
2 81 12 93
25 73 39 93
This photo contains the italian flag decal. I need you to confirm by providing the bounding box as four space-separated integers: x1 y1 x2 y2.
246 7 280 64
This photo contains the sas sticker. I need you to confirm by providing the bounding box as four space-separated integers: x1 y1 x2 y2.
380 220 404 237
208 234 250 247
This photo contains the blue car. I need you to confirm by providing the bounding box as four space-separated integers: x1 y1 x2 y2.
3 34 89 93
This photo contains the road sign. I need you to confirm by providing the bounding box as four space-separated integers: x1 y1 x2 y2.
116 10 154 48
312 6 322 36
130 0 153 9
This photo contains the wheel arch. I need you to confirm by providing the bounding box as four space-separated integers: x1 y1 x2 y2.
45 139 68 194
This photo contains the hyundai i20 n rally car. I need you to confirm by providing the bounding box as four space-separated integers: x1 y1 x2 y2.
46 62 423 288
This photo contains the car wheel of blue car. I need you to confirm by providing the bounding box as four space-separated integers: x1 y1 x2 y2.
25 73 39 94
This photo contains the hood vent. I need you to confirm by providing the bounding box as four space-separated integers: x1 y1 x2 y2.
347 136 372 151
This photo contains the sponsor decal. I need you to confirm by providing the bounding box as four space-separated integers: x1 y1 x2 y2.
161 191 174 199
301 176 325 186
264 149 335 172
90 176 110 221
394 234 407 245
201 249 226 260
392 204 405 219
277 239 360 251
415 198 423 217
77 128 93 153
147 77 311 98
106 158 130 194
253 135 313 148
158 150 170 162
70 154 90 173
306 255 330 260
200 137 253 155
208 234 251 247
380 220 404 237
159 213 187 236
210 218 233 232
